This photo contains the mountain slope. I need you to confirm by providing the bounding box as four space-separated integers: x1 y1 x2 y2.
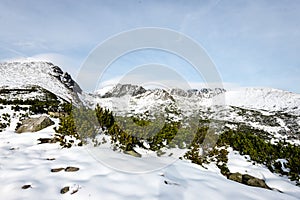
89 84 300 142
1 63 300 199
0 61 82 104
94 84 300 115
0 106 299 199
221 87 300 114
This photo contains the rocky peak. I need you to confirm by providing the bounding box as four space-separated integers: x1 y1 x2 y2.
48 63 82 94
101 84 226 100
102 84 147 98
148 88 175 101
170 88 226 98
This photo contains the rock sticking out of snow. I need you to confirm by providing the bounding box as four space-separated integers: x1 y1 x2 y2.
16 116 54 133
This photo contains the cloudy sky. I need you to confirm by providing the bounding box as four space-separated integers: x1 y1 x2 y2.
0 0 299 93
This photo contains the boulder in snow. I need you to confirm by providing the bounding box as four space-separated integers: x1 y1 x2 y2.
16 116 54 133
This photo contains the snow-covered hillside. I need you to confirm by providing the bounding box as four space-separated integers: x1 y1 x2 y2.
221 87 300 115
1 61 300 199
88 84 300 142
93 84 300 115
0 105 299 199
0 61 82 104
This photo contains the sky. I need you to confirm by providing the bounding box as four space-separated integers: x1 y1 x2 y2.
0 0 299 93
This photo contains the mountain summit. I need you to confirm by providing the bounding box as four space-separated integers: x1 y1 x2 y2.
0 61 82 104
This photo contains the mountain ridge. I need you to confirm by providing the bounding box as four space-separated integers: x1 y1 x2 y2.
0 61 82 104
1 61 299 142
1 60 300 197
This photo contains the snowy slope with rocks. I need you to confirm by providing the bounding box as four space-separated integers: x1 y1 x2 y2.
221 87 300 115
1 61 300 199
0 61 82 104
90 84 300 141
93 84 300 114
1 60 298 140
0 105 299 199
94 84 300 116
92 84 226 119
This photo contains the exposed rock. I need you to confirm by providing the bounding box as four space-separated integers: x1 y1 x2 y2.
48 111 65 118
51 168 65 172
70 187 79 195
228 172 243 183
242 174 271 189
60 186 69 194
16 116 54 133
169 88 188 97
37 138 57 144
21 184 31 189
124 150 142 158
65 166 80 172
228 172 271 190
151 89 175 101
62 72 82 94
102 84 146 98
164 180 180 186
170 88 226 98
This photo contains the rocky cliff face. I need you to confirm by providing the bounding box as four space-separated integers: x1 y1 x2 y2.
101 84 147 98
50 64 82 94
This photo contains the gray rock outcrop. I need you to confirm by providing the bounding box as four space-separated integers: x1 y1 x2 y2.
16 116 54 133
228 172 271 190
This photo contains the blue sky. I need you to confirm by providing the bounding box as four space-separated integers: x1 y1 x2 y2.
0 0 299 93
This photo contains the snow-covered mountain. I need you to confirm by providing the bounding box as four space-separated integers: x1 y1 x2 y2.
0 61 299 141
90 84 300 143
222 87 300 114
92 84 226 115
1 61 300 199
0 61 82 104
94 84 300 115
101 83 147 98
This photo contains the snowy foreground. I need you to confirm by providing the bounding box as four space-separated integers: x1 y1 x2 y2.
0 118 299 200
